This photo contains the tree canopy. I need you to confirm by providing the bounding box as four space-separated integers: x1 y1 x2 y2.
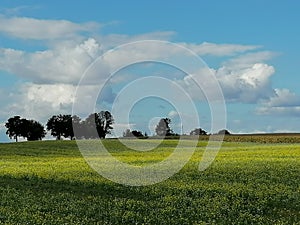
5 116 46 141
155 118 173 137
46 114 74 140
190 128 207 136
123 129 146 138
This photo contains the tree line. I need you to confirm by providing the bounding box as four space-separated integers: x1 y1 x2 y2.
5 112 230 142
5 111 114 142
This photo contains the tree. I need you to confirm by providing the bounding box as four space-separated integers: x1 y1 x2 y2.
97 111 114 138
190 128 207 136
5 116 46 141
46 114 76 140
71 115 82 140
132 130 144 138
25 120 46 141
217 129 231 135
60 114 78 140
123 129 133 137
123 129 145 138
84 111 114 139
46 115 64 140
155 118 173 137
5 116 23 142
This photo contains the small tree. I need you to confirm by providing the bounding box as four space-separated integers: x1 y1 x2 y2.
123 129 144 138
132 130 144 138
155 118 173 137
123 129 133 137
190 128 207 136
217 129 231 135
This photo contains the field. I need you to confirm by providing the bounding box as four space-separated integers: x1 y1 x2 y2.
0 138 300 224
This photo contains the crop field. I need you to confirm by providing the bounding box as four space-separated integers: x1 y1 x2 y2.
0 138 300 224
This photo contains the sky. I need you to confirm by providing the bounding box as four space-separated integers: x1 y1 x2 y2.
1 0 300 142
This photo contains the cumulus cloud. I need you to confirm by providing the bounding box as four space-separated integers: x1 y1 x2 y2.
256 89 300 116
0 15 99 40
4 83 75 121
262 88 300 107
1 82 116 123
177 63 275 103
0 38 103 84
2 14 296 137
216 63 275 103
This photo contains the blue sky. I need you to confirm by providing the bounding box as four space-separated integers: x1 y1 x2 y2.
1 1 300 141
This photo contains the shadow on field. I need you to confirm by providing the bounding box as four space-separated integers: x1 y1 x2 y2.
0 174 160 200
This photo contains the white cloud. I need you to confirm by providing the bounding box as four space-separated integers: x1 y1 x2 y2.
0 38 103 84
181 42 260 56
263 88 300 107
4 83 75 121
168 110 179 118
223 51 277 69
217 63 275 103
177 63 275 103
26 83 75 109
256 89 300 116
0 15 99 40
97 31 176 49
0 5 40 16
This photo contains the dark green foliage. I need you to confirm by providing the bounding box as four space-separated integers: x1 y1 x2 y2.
5 116 46 141
46 112 114 140
24 120 46 141
46 114 74 140
5 116 23 142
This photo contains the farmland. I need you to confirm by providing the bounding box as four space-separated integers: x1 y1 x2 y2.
0 138 300 224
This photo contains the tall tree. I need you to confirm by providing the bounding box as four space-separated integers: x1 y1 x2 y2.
5 116 23 142
155 118 173 137
84 111 114 139
62 115 74 140
46 114 73 140
97 111 114 139
71 115 82 140
46 115 63 140
25 120 46 141
5 116 46 141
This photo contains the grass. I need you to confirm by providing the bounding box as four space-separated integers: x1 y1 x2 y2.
0 139 300 224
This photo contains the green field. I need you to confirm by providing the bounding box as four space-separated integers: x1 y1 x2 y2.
0 139 300 224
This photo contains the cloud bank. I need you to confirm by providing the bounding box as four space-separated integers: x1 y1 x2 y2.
0 15 299 137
